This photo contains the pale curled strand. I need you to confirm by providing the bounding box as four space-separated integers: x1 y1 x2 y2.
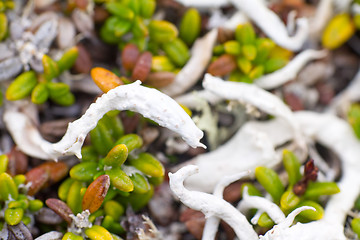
160 29 218 97
203 171 250 240
238 187 285 224
169 165 258 240
203 74 306 151
254 50 328 90
4 81 205 160
230 0 309 51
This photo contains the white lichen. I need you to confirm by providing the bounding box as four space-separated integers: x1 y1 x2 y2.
68 210 92 235
230 0 309 51
4 81 205 160
203 171 250 240
203 74 306 151
169 165 342 240
169 165 259 240
177 121 278 192
238 187 285 224
160 29 218 97
254 50 328 90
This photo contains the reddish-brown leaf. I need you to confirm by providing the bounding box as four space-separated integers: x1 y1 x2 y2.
38 162 69 184
82 175 110 213
45 198 73 224
73 44 92 74
146 71 176 88
131 51 152 82
6 147 28 176
25 167 50 196
207 54 237 76
122 44 140 72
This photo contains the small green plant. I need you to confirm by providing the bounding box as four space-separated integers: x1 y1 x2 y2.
208 23 292 83
57 112 164 236
244 150 339 228
5 47 78 106
0 155 43 230
100 2 201 86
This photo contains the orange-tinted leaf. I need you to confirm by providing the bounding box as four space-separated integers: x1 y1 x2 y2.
91 67 123 93
82 175 110 213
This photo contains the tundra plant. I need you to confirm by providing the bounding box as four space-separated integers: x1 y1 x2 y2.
5 47 78 106
245 150 339 228
0 155 43 231
208 23 292 83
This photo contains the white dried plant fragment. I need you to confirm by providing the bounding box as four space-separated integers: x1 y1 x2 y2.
3 100 50 159
160 29 218 97
230 0 309 51
254 50 328 90
178 121 278 192
169 165 259 240
57 17 76 49
207 10 248 30
4 81 204 160
309 0 333 39
203 74 306 150
334 0 352 12
34 231 63 240
173 0 230 8
203 171 250 240
170 165 341 240
238 187 285 224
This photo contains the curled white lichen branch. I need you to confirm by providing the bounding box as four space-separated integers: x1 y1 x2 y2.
238 187 285 224
177 121 278 192
203 171 250 239
254 50 328 90
4 81 205 160
230 0 309 51
203 74 306 151
169 165 258 240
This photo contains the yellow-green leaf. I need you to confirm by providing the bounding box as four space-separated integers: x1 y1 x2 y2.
322 13 355 50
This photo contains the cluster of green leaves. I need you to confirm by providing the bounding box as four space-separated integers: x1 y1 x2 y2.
211 23 292 83
243 150 340 228
100 0 201 72
0 0 14 41
0 155 43 230
5 47 78 106
347 103 360 139
58 111 164 236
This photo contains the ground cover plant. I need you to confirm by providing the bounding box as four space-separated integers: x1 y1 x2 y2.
2 0 360 239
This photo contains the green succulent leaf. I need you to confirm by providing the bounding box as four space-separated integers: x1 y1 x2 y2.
70 162 99 182
129 152 164 177
255 166 284 204
303 182 340 198
282 149 301 186
4 208 24 225
0 172 18 201
6 71 38 101
179 8 201 46
115 134 143 153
